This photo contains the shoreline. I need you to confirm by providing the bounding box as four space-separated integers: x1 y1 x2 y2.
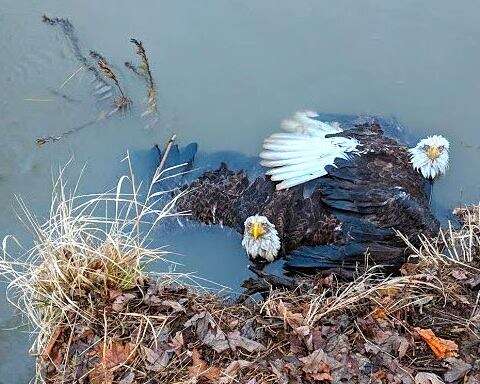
2 184 479 382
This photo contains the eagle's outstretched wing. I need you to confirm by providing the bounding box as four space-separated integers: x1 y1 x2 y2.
260 111 359 190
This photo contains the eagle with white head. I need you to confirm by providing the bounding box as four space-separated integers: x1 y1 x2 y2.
174 111 443 267
241 215 281 262
409 135 450 180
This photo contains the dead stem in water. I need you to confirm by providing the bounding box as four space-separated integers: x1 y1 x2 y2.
39 15 133 146
42 15 109 91
90 50 131 112
125 38 157 116
35 109 117 146
42 15 131 111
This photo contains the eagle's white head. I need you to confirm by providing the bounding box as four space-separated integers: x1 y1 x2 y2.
241 215 281 262
409 135 450 180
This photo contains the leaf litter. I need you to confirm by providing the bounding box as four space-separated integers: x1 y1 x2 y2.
31 224 480 383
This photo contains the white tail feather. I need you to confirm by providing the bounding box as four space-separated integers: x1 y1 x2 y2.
260 111 359 190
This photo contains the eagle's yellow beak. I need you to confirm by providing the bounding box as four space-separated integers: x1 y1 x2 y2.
426 145 441 160
250 222 266 239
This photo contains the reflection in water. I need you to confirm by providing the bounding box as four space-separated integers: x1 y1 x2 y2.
1 1 480 381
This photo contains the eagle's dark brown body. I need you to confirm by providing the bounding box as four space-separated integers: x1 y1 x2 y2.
175 122 439 270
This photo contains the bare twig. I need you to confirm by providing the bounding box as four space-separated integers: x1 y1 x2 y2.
156 134 177 174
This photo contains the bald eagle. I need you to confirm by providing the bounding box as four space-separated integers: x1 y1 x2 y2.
168 112 448 271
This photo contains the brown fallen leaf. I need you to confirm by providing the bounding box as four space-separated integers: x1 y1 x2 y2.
90 341 135 384
184 312 264 353
305 328 324 352
295 325 311 336
269 359 289 382
415 328 458 360
185 311 229 352
112 293 136 312
142 345 171 372
108 289 123 300
372 370 388 381
219 360 252 384
118 371 135 384
102 341 134 369
41 325 64 361
371 307 388 321
300 349 333 382
444 357 472 382
414 372 445 384
451 269 468 280
169 331 184 355
90 368 114 384
226 331 265 353
276 300 305 329
161 299 186 313
188 348 221 382
394 334 411 358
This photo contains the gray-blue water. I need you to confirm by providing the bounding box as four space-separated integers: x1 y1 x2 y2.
1 1 480 381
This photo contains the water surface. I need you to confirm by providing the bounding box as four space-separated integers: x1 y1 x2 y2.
1 1 480 381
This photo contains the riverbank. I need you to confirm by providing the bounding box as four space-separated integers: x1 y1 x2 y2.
37 236 480 383
1 167 479 383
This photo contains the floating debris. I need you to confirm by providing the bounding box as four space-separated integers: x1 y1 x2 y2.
39 15 135 145
113 95 131 112
156 134 177 174
58 65 84 89
36 110 115 146
125 38 157 116
42 15 110 93
36 118 98 146
23 98 54 102
90 50 131 112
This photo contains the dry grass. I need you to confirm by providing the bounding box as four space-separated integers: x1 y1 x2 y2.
125 38 157 117
0 154 189 382
260 263 444 326
398 204 480 270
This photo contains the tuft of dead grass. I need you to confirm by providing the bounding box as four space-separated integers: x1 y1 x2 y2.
0 154 189 382
399 203 480 271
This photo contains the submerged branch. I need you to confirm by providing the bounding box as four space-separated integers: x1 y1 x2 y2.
42 14 131 113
